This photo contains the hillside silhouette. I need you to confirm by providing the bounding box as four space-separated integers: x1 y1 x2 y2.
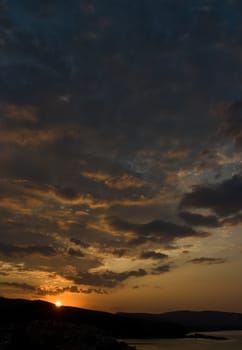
118 310 242 333
0 297 185 339
1 296 242 340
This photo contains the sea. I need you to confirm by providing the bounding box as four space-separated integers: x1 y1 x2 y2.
122 331 242 350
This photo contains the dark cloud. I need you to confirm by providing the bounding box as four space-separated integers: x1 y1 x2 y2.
182 250 190 254
0 0 228 153
132 285 139 289
51 186 85 202
152 264 171 275
1 0 242 299
61 285 108 295
0 281 108 296
0 271 8 276
80 288 108 295
222 100 242 147
109 248 128 258
70 268 147 288
70 238 90 248
179 211 220 227
140 251 168 260
0 281 83 296
180 175 242 217
0 243 57 257
107 216 209 245
0 281 36 291
222 213 242 226
68 248 85 258
188 257 227 265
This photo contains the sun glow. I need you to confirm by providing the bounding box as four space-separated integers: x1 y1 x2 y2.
55 300 62 307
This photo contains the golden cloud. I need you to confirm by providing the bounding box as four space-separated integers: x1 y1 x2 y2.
81 171 145 189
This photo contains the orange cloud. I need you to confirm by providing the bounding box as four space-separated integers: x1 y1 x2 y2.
0 104 38 123
81 171 145 189
0 127 79 146
164 149 191 160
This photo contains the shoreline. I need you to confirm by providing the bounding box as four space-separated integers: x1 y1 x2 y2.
185 333 228 340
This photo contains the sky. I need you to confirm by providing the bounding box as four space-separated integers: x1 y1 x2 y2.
1 0 242 313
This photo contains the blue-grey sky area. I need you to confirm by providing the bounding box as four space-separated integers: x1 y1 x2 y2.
0 0 242 312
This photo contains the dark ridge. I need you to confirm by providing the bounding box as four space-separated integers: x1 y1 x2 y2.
118 310 242 332
0 297 185 339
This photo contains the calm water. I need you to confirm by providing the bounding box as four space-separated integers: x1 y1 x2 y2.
123 331 242 350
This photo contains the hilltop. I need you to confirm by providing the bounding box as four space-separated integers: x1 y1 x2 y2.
1 296 241 342
0 297 185 339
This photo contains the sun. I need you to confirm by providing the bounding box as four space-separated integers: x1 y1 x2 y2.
55 301 62 307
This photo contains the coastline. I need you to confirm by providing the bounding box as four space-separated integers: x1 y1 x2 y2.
185 332 228 340
121 330 242 349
